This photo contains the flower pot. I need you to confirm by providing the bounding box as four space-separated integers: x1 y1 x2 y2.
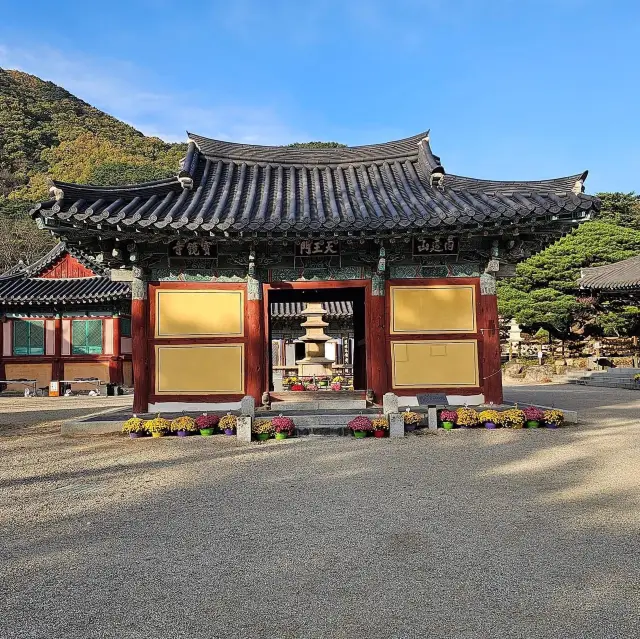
405 423 417 432
526 420 540 429
176 430 188 438
200 427 215 437
484 422 497 429
373 429 386 438
275 432 289 440
442 421 454 430
224 428 235 436
151 431 165 438
129 432 143 439
256 432 270 440
353 430 368 438
545 422 559 429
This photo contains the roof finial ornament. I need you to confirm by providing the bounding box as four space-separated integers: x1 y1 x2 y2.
47 179 64 202
430 169 445 191
178 174 194 190
572 178 585 195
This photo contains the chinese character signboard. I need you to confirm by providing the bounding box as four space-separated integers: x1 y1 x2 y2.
294 239 341 267
169 238 218 267
295 239 340 257
412 235 458 258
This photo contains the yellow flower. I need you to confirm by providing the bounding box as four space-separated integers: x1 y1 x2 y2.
372 417 389 430
543 409 564 425
403 411 421 425
456 407 479 427
122 417 145 433
219 414 238 430
252 418 274 434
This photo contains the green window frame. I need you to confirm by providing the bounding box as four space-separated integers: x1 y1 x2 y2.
13 320 45 356
120 317 132 337
71 320 103 355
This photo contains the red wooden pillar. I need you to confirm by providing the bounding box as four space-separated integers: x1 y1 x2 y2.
246 282 265 404
52 315 64 382
479 275 503 404
368 284 388 404
131 268 149 414
0 318 5 392
109 314 123 385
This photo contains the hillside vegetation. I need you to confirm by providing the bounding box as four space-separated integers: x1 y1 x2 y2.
0 67 186 270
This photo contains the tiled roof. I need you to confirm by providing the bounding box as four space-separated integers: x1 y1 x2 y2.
31 132 599 239
0 244 130 306
270 301 353 319
579 254 640 291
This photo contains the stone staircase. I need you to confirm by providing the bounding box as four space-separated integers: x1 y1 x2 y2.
260 392 378 436
566 367 640 390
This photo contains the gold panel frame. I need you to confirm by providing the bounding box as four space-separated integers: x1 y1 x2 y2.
391 340 479 388
155 289 244 338
390 285 476 334
155 344 245 395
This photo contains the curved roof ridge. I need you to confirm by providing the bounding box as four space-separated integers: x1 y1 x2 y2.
446 170 589 193
187 130 430 165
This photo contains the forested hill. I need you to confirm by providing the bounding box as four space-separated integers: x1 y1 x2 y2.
0 67 186 270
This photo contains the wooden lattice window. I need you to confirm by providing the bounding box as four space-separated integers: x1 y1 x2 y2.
13 320 45 356
71 320 103 355
120 317 132 337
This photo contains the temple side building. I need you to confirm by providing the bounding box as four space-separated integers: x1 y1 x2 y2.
30 130 599 412
0 243 132 392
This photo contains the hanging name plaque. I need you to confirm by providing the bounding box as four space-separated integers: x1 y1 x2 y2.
412 235 459 258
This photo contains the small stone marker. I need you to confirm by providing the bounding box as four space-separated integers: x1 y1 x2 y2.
383 392 399 417
236 416 251 442
428 406 438 430
240 395 255 417
389 412 404 438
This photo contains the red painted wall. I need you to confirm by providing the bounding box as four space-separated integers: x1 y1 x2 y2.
40 254 95 279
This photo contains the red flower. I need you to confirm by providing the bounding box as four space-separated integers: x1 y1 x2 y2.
196 414 220 429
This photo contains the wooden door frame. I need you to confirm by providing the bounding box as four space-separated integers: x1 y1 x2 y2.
262 280 372 393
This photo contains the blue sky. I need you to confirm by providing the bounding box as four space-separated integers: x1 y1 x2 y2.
0 0 638 193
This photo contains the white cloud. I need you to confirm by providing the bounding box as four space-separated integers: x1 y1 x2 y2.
0 44 307 146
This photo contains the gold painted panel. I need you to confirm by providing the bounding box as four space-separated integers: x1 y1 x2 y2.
391 340 479 388
155 344 244 394
156 289 244 338
5 363 52 390
390 285 476 334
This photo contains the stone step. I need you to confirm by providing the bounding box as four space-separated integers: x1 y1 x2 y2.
267 400 367 411
270 391 367 402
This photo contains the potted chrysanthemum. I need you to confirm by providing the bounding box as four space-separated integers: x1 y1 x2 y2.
502 408 525 429
196 413 219 436
543 408 564 429
403 409 421 431
146 415 171 438
523 406 544 428
171 415 198 438
252 418 274 440
290 383 305 391
456 407 479 429
439 409 457 430
478 409 501 430
348 415 373 438
272 415 295 439
219 413 238 436
122 416 146 439
372 416 388 438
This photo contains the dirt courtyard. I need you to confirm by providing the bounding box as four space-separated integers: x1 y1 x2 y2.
1 386 639 638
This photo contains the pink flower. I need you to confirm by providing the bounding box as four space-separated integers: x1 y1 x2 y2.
347 416 373 431
196 414 220 429
440 410 457 423
523 406 544 421
272 416 295 434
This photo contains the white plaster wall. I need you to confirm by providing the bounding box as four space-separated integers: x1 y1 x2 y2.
103 318 114 355
3 321 11 357
45 320 56 356
121 337 132 355
61 320 71 356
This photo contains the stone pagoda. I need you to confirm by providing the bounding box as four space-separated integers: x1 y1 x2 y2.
296 303 334 378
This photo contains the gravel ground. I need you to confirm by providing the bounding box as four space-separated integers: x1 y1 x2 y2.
1 386 639 638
